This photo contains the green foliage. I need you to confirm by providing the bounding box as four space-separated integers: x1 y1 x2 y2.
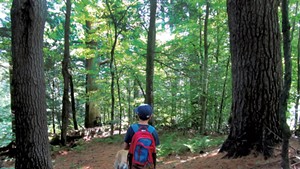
157 132 225 157
93 134 124 144
0 0 13 149
0 63 12 147
0 112 12 147
71 139 86 152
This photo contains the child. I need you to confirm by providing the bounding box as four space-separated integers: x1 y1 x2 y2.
124 104 160 169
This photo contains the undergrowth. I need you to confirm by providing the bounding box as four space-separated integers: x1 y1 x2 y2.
157 132 225 157
93 134 124 144
51 130 225 160
93 131 226 158
1 131 226 168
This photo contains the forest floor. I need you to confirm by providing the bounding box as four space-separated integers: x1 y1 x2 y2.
49 136 300 169
2 131 300 169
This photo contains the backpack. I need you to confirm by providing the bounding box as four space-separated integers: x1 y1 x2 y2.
128 124 156 169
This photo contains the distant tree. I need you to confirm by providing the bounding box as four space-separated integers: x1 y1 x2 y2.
106 0 117 136
199 0 210 133
296 10 300 131
11 0 53 168
220 0 282 158
70 75 78 130
105 0 130 135
293 2 299 131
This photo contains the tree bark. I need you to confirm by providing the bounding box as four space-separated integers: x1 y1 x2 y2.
70 75 78 130
61 0 72 146
11 0 53 168
293 2 299 131
220 0 282 158
297 21 300 131
199 0 210 134
218 58 230 133
280 0 292 167
146 0 157 123
84 21 98 128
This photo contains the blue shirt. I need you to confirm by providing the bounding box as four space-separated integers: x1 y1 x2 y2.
124 124 160 146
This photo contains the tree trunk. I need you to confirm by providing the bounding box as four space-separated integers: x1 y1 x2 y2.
126 79 132 124
116 68 123 135
190 15 202 130
199 0 210 134
220 0 282 158
109 36 116 136
51 80 56 134
280 0 292 167
171 76 178 125
218 58 230 133
296 21 300 131
61 0 72 146
146 0 157 125
11 0 52 168
293 2 299 131
70 75 78 130
105 0 121 136
84 21 98 128
190 71 200 129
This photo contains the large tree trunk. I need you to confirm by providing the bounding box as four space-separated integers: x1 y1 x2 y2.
280 0 292 167
220 0 282 158
145 0 157 121
11 0 52 168
84 21 98 128
61 0 72 146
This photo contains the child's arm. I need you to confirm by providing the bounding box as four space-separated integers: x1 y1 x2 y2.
124 142 130 150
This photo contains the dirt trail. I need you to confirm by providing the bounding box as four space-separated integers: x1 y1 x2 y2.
52 137 300 169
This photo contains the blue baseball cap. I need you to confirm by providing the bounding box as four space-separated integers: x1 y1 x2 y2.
134 104 153 120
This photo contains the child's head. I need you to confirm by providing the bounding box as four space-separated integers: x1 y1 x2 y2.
134 104 153 121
